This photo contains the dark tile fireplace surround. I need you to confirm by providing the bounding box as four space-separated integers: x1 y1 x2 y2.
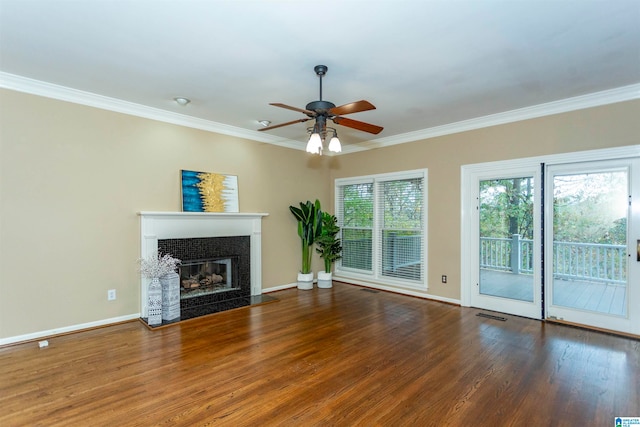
141 236 274 327
160 234 250 314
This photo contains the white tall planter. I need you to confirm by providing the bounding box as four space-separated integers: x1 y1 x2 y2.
317 271 333 288
297 272 314 290
147 278 163 326
160 271 180 321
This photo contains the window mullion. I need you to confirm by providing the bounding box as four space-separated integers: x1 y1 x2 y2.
373 179 382 279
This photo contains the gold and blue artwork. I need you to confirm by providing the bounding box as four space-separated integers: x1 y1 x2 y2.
181 170 239 213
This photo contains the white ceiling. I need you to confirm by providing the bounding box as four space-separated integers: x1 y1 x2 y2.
1 0 639 153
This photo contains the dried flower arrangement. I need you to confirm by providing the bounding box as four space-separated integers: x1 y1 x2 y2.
138 252 181 279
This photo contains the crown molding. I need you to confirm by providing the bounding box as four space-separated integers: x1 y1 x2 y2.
2 72 638 154
0 72 303 150
354 83 640 151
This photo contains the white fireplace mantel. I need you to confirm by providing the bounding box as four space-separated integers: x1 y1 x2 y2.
138 211 268 317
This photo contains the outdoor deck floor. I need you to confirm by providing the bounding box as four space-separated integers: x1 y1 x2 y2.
480 269 627 316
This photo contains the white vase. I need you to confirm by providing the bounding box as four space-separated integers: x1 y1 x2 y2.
297 272 314 290
147 277 163 326
160 271 180 321
317 271 333 288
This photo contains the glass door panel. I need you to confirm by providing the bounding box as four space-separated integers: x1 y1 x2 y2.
546 159 639 335
479 177 535 302
470 171 541 319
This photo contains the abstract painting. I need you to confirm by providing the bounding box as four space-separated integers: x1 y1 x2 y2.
181 170 239 213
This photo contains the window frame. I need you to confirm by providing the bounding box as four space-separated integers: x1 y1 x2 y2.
335 169 428 290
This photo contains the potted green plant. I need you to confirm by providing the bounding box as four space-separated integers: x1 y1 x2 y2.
289 199 323 289
315 212 342 288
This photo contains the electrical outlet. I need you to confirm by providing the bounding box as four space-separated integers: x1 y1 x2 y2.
107 289 116 301
441 275 447 283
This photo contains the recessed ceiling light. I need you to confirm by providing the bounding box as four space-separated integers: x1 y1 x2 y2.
173 97 191 106
258 120 271 127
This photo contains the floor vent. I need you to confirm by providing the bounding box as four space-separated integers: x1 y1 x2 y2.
360 288 380 293
476 312 507 321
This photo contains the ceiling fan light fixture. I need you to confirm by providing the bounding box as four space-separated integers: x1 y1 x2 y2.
306 132 323 154
328 130 341 153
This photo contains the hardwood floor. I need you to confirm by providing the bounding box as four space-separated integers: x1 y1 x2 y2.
1 283 638 426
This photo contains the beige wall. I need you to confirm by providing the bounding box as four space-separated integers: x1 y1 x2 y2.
0 89 331 339
1 87 638 341
329 100 640 300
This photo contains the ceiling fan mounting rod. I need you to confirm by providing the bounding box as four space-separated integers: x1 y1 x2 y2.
314 65 328 101
305 65 335 117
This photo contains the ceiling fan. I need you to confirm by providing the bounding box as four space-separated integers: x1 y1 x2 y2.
258 65 383 153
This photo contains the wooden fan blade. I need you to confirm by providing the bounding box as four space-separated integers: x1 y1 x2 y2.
270 103 315 116
329 100 376 116
258 117 311 131
332 116 383 134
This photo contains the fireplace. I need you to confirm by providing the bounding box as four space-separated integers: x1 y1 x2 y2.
139 212 269 324
157 235 251 318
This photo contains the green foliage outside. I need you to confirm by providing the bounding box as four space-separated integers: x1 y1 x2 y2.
480 177 534 239
341 179 422 231
340 183 373 270
341 183 373 228
381 179 423 230
553 172 627 245
480 172 627 245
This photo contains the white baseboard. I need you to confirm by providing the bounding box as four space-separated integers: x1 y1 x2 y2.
262 283 297 293
262 280 461 305
333 277 461 305
0 313 141 347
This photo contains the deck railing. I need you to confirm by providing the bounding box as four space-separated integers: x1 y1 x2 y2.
553 241 626 285
480 235 627 285
382 232 422 272
480 235 534 274
343 233 627 286
340 232 421 275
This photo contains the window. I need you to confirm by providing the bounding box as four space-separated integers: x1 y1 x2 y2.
335 170 427 288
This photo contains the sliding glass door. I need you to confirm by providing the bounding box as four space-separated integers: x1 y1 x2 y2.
463 148 639 335
546 159 640 335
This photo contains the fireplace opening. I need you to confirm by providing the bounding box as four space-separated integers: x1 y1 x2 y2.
179 256 239 300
